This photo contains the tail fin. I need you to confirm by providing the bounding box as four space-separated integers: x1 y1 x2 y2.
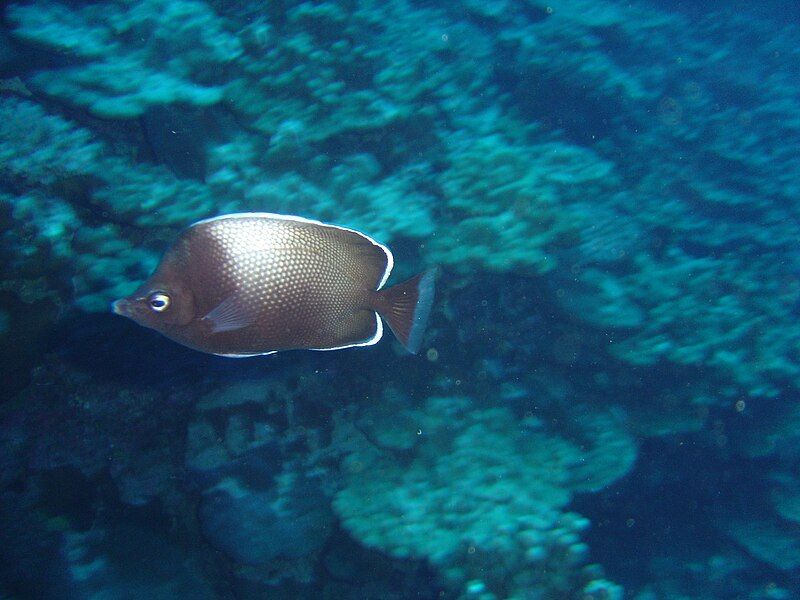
373 268 436 354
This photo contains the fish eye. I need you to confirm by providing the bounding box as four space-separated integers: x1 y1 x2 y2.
148 292 170 312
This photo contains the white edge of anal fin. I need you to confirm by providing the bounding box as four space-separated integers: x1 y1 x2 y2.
191 212 394 289
310 312 383 352
214 314 383 355
213 350 279 358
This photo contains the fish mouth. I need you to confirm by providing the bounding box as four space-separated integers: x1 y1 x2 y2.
111 298 129 316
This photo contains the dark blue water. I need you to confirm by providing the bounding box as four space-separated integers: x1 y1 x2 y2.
1 0 799 598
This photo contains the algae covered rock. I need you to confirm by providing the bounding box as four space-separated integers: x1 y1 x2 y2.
200 473 332 565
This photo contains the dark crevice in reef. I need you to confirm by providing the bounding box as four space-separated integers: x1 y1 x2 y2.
650 0 800 24
570 434 790 594
136 104 231 181
315 525 443 598
569 436 718 588
0 292 59 400
490 39 635 147
315 115 440 177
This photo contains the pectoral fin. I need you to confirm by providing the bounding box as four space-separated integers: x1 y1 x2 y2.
201 296 257 333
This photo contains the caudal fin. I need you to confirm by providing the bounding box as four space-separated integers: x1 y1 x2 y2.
374 268 436 354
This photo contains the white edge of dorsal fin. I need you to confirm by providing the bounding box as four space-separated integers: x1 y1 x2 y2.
191 212 394 289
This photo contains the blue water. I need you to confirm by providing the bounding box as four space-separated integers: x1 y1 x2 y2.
1 0 799 598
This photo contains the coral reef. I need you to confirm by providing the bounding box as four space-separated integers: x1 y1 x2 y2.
8 0 238 117
334 396 634 598
1 0 799 597
185 378 334 582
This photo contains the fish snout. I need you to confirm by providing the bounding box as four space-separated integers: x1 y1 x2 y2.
112 298 131 317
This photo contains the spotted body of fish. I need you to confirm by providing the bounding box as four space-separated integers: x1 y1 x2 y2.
112 213 435 356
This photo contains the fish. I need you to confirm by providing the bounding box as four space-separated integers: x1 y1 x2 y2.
111 213 436 357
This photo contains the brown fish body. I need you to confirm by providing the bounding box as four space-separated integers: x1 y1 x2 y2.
113 213 435 356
